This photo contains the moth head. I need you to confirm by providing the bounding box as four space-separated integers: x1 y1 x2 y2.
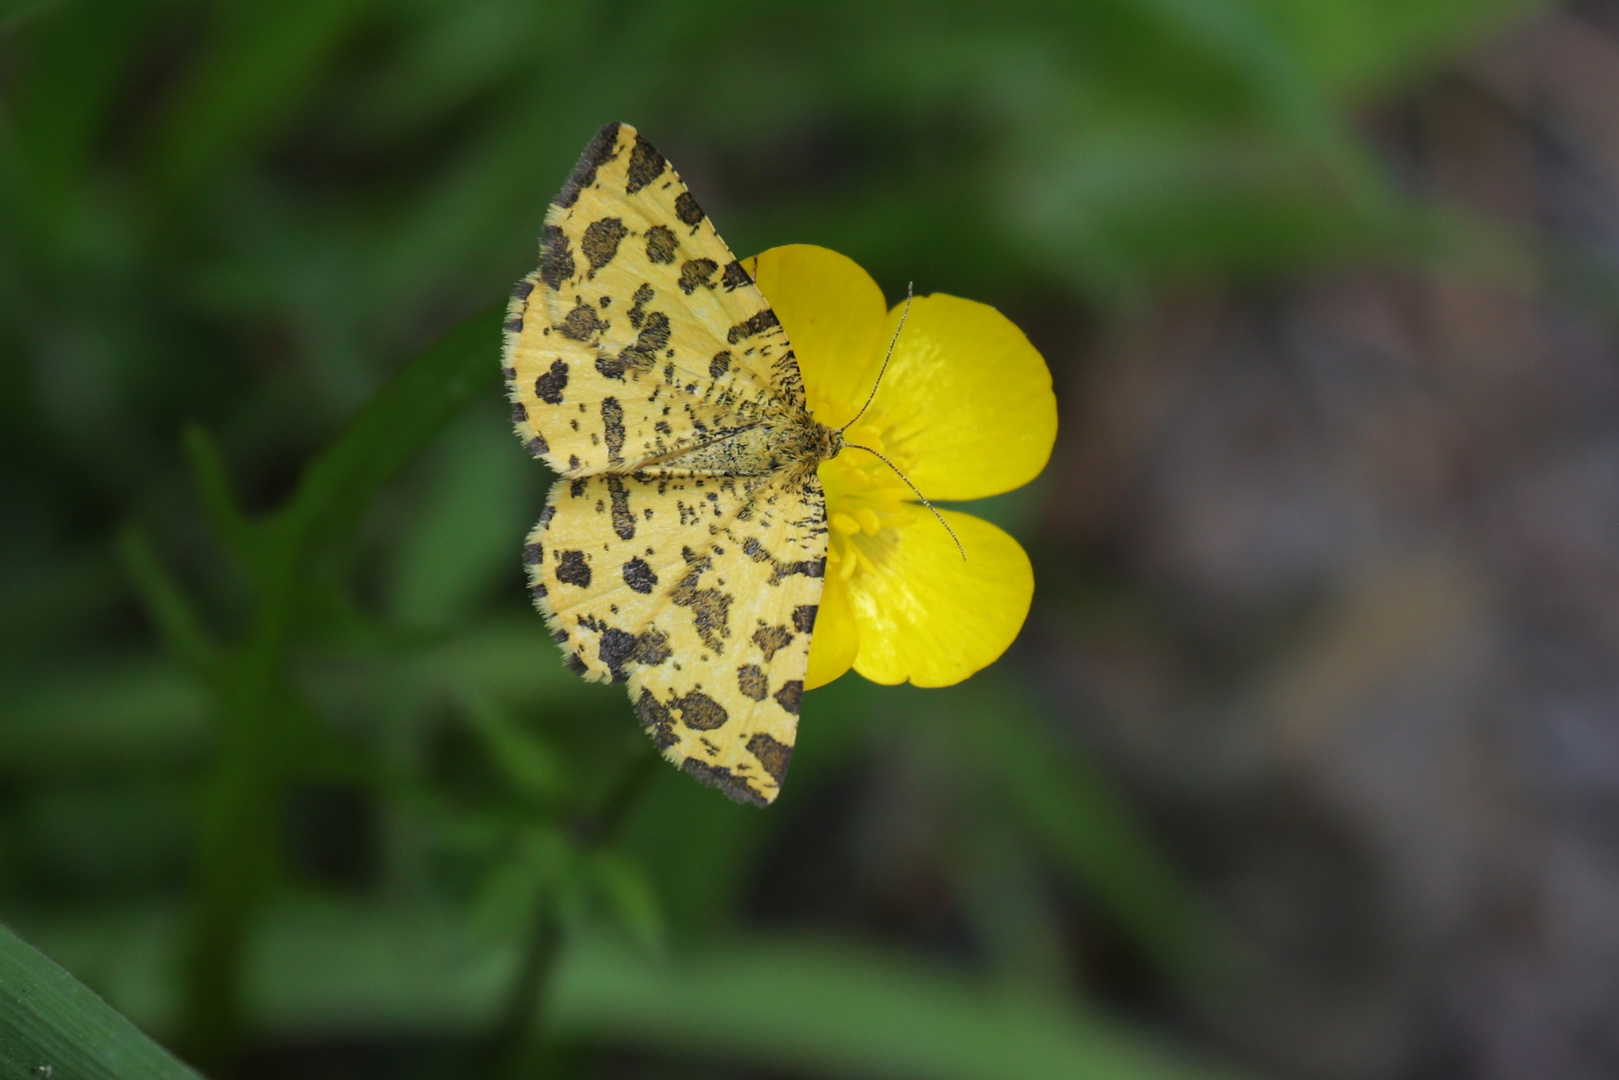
822 423 845 462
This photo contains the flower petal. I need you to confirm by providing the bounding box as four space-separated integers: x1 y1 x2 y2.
863 294 1057 501
804 573 859 690
847 509 1034 687
746 245 890 426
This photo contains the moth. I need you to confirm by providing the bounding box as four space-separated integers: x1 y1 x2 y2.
503 123 842 806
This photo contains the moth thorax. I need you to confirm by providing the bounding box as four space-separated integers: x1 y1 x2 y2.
821 425 845 462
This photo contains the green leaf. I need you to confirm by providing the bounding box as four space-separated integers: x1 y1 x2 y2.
944 677 1231 984
0 922 201 1080
463 694 570 804
952 818 1071 993
551 934 1248 1080
299 619 602 724
275 302 504 562
117 531 219 674
181 426 253 566
18 909 1248 1080
0 0 64 32
149 0 379 193
469 827 570 942
1248 0 1553 94
390 403 535 628
580 853 665 953
0 661 208 776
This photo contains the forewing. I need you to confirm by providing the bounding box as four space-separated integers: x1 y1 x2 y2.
526 467 827 805
505 122 805 476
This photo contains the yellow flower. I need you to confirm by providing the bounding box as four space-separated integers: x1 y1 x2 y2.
743 245 1057 690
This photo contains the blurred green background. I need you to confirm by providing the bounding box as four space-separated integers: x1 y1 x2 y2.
8 0 1617 1077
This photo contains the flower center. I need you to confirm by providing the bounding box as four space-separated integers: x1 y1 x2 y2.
820 424 920 582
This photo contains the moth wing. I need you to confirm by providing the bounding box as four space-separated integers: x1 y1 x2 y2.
505 122 804 477
527 467 826 806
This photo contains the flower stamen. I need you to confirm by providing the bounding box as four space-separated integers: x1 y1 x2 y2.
841 442 966 561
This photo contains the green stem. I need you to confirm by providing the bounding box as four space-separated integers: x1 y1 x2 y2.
176 551 300 1073
479 743 661 1079
149 305 501 1071
482 899 564 1080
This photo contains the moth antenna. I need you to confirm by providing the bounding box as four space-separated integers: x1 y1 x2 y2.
839 281 912 435
842 443 965 561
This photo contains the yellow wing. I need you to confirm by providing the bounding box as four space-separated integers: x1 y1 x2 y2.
503 122 804 475
525 466 827 805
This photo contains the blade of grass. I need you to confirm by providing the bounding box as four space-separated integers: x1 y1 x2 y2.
948 677 1233 986
182 426 253 566
0 922 202 1080
274 302 504 559
552 933 1250 1080
19 908 1248 1080
118 530 219 674
149 0 378 194
173 300 505 1066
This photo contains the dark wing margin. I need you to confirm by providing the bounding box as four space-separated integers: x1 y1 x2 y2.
557 121 623 209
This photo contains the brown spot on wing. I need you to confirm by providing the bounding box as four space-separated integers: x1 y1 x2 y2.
628 283 654 326
540 225 575 289
644 226 676 264
599 628 637 683
747 733 792 786
675 691 728 730
635 690 677 750
678 258 718 295
555 550 591 587
582 217 628 276
606 475 635 539
727 308 780 345
770 558 825 585
602 399 627 466
672 574 732 653
636 311 671 351
792 605 818 633
752 625 793 662
736 664 768 701
633 628 670 665
534 359 568 404
560 300 606 341
625 134 666 194
600 311 669 379
773 680 802 715
621 557 657 593
674 190 704 226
